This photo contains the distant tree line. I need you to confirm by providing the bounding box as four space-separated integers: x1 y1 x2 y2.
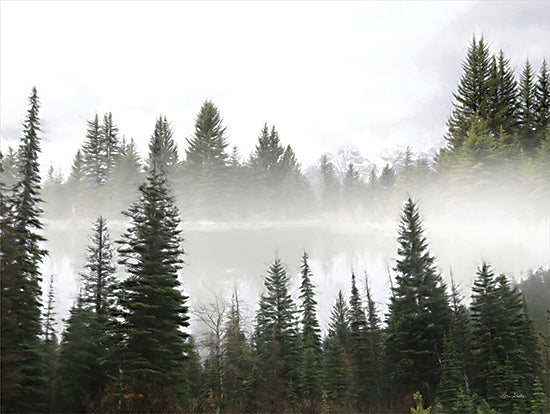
2 38 548 223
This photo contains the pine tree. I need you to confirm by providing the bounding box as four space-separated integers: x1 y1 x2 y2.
297 251 322 402
56 217 118 411
249 123 285 184
446 36 493 150
117 172 191 410
186 100 228 167
436 335 476 413
342 162 363 207
147 115 179 176
487 50 518 137
82 114 105 185
222 289 252 411
348 272 371 409
535 60 550 137
322 291 353 408
319 155 340 211
385 198 451 405
518 59 539 151
470 263 542 413
68 149 85 182
42 274 59 412
1 87 48 412
57 296 99 412
364 274 383 408
100 112 120 178
253 257 300 411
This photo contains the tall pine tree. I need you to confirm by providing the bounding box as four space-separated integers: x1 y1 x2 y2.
116 172 191 411
385 198 451 405
446 36 492 150
297 251 322 402
253 257 300 411
1 87 48 412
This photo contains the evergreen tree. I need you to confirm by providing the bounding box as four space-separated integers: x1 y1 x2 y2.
322 291 353 407
470 263 542 413
518 59 539 151
80 216 117 319
117 172 191 410
319 155 340 211
342 162 363 207
68 149 85 182
446 36 493 150
81 114 105 185
249 123 285 184
57 297 99 412
348 272 370 409
222 289 252 411
436 335 476 413
43 274 59 412
535 60 550 137
147 115 179 176
385 198 451 405
487 50 518 137
0 147 20 189
364 274 384 408
57 216 118 411
186 100 228 167
253 257 300 411
297 251 322 401
1 87 48 412
100 112 120 178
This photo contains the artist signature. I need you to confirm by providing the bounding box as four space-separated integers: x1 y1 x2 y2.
500 392 526 399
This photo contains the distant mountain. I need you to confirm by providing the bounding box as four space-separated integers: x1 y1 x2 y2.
304 145 437 181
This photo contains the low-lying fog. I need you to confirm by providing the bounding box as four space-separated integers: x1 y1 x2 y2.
41 194 550 337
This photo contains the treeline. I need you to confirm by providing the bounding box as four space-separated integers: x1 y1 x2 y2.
2 38 549 222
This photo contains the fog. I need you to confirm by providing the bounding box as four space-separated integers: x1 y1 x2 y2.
41 185 550 337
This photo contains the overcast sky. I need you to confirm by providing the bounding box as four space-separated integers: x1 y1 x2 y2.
1 1 549 177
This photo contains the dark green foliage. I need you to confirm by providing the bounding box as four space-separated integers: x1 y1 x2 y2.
535 60 550 136
1 87 48 413
436 336 476 413
253 257 300 411
222 290 253 411
446 36 492 150
57 297 100 412
57 217 118 412
364 275 384 408
100 112 120 177
117 172 191 409
186 100 228 167
518 59 539 151
322 291 353 407
82 114 105 185
385 199 451 404
298 251 322 401
80 216 117 319
147 115 179 176
68 149 85 182
81 112 121 185
487 50 518 137
470 263 542 413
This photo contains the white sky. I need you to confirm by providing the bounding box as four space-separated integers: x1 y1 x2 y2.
1 1 549 177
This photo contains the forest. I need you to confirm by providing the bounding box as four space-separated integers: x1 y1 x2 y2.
1 36 549 413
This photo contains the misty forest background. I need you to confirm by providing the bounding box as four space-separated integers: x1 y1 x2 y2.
1 36 550 413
